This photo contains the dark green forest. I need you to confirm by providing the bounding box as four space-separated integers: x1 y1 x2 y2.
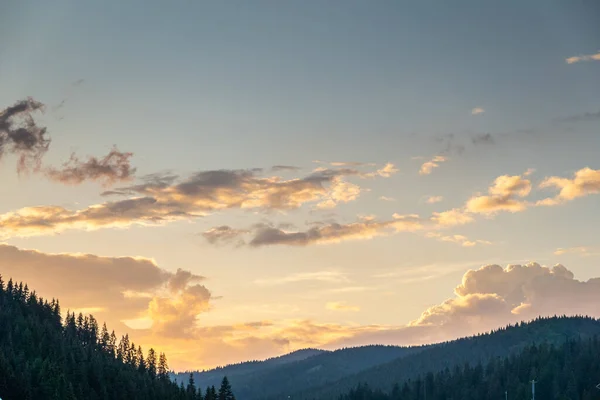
291 317 600 400
338 337 600 400
0 275 235 400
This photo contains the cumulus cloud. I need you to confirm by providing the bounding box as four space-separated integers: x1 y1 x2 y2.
471 107 485 115
537 167 600 206
333 262 600 349
419 155 447 175
1 167 383 238
466 172 531 214
45 146 136 186
0 244 210 336
0 97 50 173
565 51 600 64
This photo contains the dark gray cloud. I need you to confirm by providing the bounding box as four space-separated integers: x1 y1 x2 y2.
45 147 136 186
471 133 494 145
202 225 249 247
202 214 424 248
271 165 301 172
0 97 50 172
555 110 600 123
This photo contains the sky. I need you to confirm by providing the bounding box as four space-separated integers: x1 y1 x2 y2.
1 0 600 371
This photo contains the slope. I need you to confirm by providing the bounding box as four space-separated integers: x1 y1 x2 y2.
290 316 600 400
0 276 196 400
339 335 600 399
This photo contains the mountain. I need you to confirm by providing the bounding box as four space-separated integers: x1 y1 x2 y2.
174 348 327 390
290 316 600 400
0 276 215 400
339 335 600 399
178 344 424 400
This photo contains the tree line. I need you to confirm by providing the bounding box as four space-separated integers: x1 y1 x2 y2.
338 336 600 400
0 275 235 400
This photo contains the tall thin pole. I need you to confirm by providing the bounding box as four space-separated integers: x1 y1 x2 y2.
505 390 507 400
531 380 536 400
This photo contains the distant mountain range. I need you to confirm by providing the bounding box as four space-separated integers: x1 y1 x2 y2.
174 316 600 400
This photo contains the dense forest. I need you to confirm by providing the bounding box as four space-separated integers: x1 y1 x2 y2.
178 345 420 400
338 337 600 400
0 275 235 400
291 316 600 400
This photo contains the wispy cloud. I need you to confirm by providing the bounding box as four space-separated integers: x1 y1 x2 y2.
326 302 360 312
0 97 49 173
471 107 485 115
426 195 443 204
425 232 492 247
254 271 349 286
565 51 600 64
379 196 396 202
45 147 136 186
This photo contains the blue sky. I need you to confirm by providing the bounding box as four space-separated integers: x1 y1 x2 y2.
1 0 600 369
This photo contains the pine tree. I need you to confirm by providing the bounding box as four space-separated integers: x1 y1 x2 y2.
187 373 197 400
158 352 169 380
147 348 157 378
218 376 235 400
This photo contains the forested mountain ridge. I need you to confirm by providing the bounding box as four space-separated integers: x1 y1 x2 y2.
0 275 235 400
181 344 423 400
339 335 600 400
291 316 600 400
173 348 326 390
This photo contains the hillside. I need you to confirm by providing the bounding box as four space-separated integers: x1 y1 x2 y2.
0 275 227 400
339 335 600 399
180 345 422 400
174 348 326 390
291 316 600 399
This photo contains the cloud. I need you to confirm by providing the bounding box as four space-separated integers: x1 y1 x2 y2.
426 195 444 204
271 165 301 172
565 51 600 64
471 107 485 115
45 146 136 186
425 232 491 247
0 244 210 337
471 133 494 145
247 214 423 247
254 271 349 286
362 162 399 178
333 262 600 349
431 208 474 226
324 161 376 167
0 97 50 173
379 196 396 202
202 225 248 247
555 110 600 123
326 302 360 312
554 247 590 256
538 167 600 206
419 156 447 175
1 167 386 238
466 172 531 214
